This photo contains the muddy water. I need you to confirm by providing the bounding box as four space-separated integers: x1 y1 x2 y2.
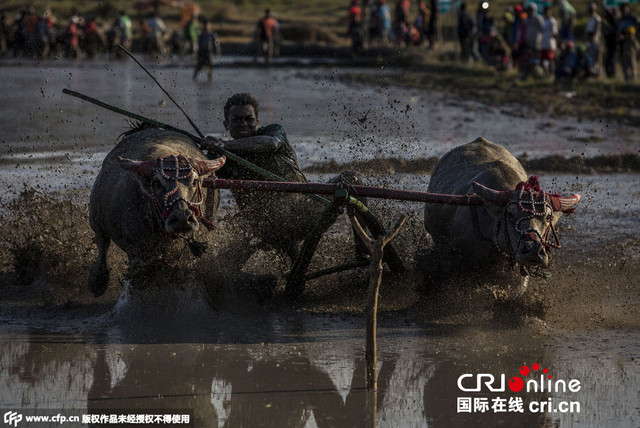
1 60 639 427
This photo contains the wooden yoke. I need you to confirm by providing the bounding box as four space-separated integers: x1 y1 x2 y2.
350 214 407 391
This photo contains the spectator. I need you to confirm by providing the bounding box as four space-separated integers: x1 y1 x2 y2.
379 0 392 45
584 3 602 66
415 2 430 45
478 9 495 61
477 0 489 35
487 31 511 70
139 17 152 54
0 13 8 56
457 2 477 63
12 8 27 57
24 6 39 54
511 7 528 67
118 11 133 51
64 15 81 59
617 3 640 34
501 8 514 48
541 6 559 75
82 16 101 60
147 12 168 56
254 9 278 62
369 0 382 43
349 0 364 54
33 12 49 58
193 20 220 83
573 44 598 80
525 4 544 52
555 0 576 42
620 26 638 81
396 21 410 46
408 23 422 45
555 40 577 81
601 1 619 78
510 5 524 47
426 0 439 49
183 12 199 58
395 0 411 28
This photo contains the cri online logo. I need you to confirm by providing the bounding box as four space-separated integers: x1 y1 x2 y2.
4 411 23 427
458 363 581 393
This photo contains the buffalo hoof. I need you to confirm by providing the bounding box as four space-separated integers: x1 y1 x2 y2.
89 262 110 297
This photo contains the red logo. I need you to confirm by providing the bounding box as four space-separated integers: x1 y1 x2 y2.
508 364 552 392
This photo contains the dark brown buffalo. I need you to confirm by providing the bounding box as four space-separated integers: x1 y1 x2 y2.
88 129 225 297
424 138 581 296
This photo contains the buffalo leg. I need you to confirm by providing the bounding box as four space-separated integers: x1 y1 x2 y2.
89 233 111 297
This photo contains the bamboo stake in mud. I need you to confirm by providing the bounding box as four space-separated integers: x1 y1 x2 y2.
350 214 407 390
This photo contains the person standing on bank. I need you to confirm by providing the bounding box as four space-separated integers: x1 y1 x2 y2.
193 19 220 83
199 93 369 267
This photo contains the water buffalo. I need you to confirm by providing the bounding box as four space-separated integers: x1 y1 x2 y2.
424 138 581 296
88 128 225 297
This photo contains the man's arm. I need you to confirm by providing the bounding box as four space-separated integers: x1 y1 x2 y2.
201 135 282 154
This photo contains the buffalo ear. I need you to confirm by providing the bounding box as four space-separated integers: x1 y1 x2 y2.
191 156 226 176
118 157 156 177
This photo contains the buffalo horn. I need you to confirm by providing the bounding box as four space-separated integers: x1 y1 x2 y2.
191 156 227 176
118 157 156 177
552 193 582 212
472 182 511 206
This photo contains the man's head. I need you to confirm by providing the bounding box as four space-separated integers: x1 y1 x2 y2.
223 93 260 139
620 3 630 15
544 6 552 17
588 2 597 13
526 3 536 15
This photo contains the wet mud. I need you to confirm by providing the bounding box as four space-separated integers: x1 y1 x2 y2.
305 153 640 175
0 61 639 427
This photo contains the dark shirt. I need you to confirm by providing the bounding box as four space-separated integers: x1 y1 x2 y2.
197 31 218 59
458 10 475 38
216 124 308 212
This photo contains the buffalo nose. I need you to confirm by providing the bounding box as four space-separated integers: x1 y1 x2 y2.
520 239 548 263
166 210 198 233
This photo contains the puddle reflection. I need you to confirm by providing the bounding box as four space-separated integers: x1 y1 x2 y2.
3 319 636 427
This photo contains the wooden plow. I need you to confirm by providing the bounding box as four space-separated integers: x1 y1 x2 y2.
204 178 484 298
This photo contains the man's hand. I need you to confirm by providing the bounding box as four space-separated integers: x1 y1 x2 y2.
201 136 226 152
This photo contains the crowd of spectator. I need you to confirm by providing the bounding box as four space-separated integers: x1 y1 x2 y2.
349 0 439 52
458 0 640 82
1 1 638 83
0 6 220 61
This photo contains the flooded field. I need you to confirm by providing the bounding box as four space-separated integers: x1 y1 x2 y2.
0 59 639 427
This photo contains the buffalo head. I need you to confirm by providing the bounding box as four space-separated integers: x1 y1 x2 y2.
119 154 225 234
472 176 581 270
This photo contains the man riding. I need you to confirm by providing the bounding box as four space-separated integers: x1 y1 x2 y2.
200 93 368 267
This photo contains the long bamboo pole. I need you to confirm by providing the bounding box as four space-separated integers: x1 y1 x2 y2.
206 178 484 206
